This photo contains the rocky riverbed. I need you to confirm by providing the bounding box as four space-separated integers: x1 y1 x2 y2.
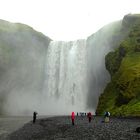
1 116 140 140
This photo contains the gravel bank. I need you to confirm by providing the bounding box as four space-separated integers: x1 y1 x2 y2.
2 116 140 140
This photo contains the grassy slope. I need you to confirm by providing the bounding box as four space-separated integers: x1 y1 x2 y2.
96 14 140 116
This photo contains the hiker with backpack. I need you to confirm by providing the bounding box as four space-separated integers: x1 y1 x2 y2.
104 111 110 123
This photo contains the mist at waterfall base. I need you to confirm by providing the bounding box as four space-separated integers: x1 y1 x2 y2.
0 21 124 116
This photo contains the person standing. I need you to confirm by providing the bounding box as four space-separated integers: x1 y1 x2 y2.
87 112 92 123
71 112 75 125
77 112 78 116
33 111 38 124
104 111 110 123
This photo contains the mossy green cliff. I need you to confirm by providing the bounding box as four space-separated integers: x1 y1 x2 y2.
96 14 140 116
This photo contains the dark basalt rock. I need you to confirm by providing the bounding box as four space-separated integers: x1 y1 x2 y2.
136 127 140 133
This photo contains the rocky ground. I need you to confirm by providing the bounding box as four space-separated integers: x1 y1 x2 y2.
1 116 140 140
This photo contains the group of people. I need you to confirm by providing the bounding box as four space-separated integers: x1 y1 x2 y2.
71 111 92 125
32 111 140 133
71 111 111 125
33 111 110 125
32 111 110 125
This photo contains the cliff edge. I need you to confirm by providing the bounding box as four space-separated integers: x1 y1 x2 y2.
96 14 140 116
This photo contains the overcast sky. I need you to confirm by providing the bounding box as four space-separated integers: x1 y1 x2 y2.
0 0 139 40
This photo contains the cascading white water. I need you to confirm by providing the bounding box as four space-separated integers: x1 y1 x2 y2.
0 20 124 116
42 40 89 114
40 22 123 115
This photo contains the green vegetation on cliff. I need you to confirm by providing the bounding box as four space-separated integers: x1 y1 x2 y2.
97 14 140 116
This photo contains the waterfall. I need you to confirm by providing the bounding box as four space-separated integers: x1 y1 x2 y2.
0 21 123 116
41 21 122 115
42 40 89 114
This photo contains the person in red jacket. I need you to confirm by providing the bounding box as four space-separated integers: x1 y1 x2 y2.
71 112 75 125
87 112 92 123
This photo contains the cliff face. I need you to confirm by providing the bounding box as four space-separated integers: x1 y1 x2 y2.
96 14 140 116
86 20 127 110
0 20 51 114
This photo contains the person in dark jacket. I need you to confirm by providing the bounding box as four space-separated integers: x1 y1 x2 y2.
87 112 92 123
33 111 38 123
136 127 140 133
77 112 78 116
